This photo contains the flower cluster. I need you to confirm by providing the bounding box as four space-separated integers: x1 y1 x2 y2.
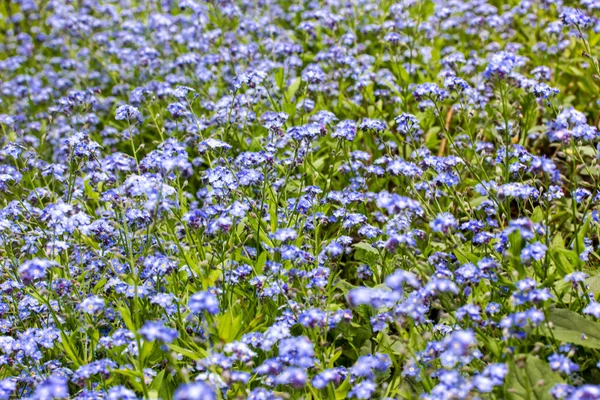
0 0 599 399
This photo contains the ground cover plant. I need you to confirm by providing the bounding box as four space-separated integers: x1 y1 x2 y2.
2 0 600 398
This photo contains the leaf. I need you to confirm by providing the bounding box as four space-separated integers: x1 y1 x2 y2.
508 231 525 277
454 248 479 264
539 308 600 349
216 309 243 342
140 340 156 364
504 356 563 400
573 216 590 260
336 279 357 295
236 218 247 237
168 344 207 360
531 207 544 223
353 241 379 263
274 68 285 90
469 196 488 208
245 217 274 248
551 249 575 276
255 251 267 275
551 233 565 249
93 278 107 294
112 369 144 392
328 348 343 368
584 275 600 298
60 332 83 367
149 369 165 391
116 303 137 332
286 77 302 100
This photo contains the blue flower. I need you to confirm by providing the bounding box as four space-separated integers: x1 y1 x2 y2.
173 381 216 400
139 321 179 343
348 381 376 399
273 367 307 389
188 291 220 315
430 212 458 234
332 120 357 141
19 259 56 285
560 8 591 28
115 104 140 121
79 296 105 315
484 51 525 79
32 375 69 399
521 242 547 263
548 354 579 374
583 302 600 318
0 379 15 400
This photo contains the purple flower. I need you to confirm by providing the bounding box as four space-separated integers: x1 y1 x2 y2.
272 228 297 242
531 83 559 99
198 139 231 153
486 302 502 315
347 287 400 308
394 113 421 139
350 354 391 380
359 118 386 132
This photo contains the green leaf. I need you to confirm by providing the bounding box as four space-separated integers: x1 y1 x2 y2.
60 332 83 367
116 303 137 332
216 310 243 342
584 275 600 299
551 249 575 276
274 68 285 90
149 369 165 391
531 207 544 223
336 279 357 295
140 340 156 364
505 356 563 400
93 278 108 294
112 369 144 392
469 196 488 208
539 308 600 349
286 77 302 100
168 344 207 360
573 216 591 260
454 248 479 264
353 241 379 263
508 231 525 277
255 251 267 275
335 378 352 400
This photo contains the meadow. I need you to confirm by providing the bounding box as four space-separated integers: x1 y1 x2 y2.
0 0 600 398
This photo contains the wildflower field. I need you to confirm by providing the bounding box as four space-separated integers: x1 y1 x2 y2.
5 0 600 398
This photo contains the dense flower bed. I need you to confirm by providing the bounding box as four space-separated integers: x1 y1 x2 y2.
1 0 600 398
